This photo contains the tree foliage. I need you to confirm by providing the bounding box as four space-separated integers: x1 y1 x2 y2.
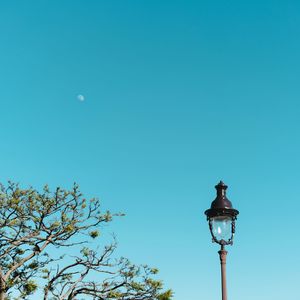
0 182 172 300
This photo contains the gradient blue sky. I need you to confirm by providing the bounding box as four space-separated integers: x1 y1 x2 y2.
1 1 300 299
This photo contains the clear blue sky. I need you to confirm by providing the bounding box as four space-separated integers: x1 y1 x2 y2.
1 1 300 299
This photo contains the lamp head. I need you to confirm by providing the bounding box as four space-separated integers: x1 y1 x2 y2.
205 181 239 246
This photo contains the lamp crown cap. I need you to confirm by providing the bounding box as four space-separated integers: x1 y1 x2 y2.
215 181 228 190
204 181 239 219
211 181 232 209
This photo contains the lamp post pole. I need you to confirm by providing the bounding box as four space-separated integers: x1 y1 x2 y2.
218 245 228 300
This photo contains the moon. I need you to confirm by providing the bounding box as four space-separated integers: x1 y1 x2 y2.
77 94 85 102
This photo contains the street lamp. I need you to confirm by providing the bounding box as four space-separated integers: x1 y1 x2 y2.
204 181 239 300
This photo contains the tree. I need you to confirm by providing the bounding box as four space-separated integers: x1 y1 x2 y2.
0 181 173 300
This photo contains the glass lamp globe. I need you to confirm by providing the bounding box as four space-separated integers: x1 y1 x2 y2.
211 216 232 242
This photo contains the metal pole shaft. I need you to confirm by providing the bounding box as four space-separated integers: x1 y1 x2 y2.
218 245 228 300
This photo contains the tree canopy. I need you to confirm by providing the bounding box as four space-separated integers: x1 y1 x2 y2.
0 181 172 300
